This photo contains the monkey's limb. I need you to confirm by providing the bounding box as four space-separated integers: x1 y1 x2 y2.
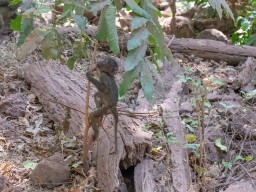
89 105 113 141
94 92 102 108
86 72 106 92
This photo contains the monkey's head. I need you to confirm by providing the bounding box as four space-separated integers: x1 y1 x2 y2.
96 57 119 76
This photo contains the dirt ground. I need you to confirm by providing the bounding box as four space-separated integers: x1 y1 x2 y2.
0 27 256 192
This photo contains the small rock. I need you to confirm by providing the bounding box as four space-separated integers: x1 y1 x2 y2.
0 93 27 118
206 89 243 103
160 16 195 37
173 53 185 60
207 91 222 101
180 102 193 113
30 153 70 188
233 57 256 92
196 29 229 43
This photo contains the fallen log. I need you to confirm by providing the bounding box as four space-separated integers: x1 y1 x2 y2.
162 80 192 192
135 61 192 192
23 60 152 192
169 38 256 65
134 159 156 192
67 26 256 65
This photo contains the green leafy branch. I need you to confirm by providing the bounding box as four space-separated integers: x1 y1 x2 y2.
11 0 234 100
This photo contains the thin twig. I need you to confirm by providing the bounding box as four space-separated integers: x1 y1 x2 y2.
237 162 256 188
167 35 175 47
82 41 98 171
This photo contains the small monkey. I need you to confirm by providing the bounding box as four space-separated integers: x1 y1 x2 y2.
86 57 119 153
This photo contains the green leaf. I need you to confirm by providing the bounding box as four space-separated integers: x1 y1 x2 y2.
166 132 177 144
71 161 82 168
42 48 60 60
209 0 234 20
167 136 177 143
113 0 123 10
145 59 164 91
142 2 174 63
119 64 142 97
125 0 151 19
241 18 250 31
20 0 35 11
67 57 76 70
10 15 22 31
39 5 51 13
23 160 37 170
71 12 87 31
90 0 111 15
241 89 256 100
95 6 108 42
245 155 253 162
166 132 174 137
186 134 197 143
155 130 162 138
41 29 62 60
223 161 232 168
73 0 86 9
186 124 195 132
148 35 155 45
234 155 244 161
105 5 120 54
152 146 162 153
244 34 256 46
183 143 200 150
17 18 33 47
208 0 216 9
141 61 154 100
124 42 147 71
146 22 165 61
235 16 244 27
131 16 148 30
128 27 150 50
215 1 222 19
204 100 212 108
59 4 74 20
180 76 193 84
144 0 161 17
215 138 227 152
9 0 21 6
219 0 234 20
209 75 225 86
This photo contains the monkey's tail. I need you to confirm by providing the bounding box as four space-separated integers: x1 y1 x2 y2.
112 107 118 153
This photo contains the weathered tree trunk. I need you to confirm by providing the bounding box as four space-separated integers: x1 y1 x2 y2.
23 60 152 192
